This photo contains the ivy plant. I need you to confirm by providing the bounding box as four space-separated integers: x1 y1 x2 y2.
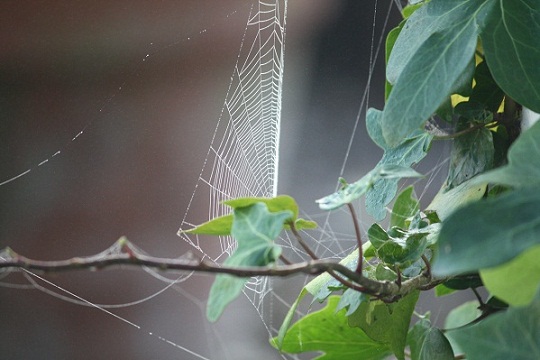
181 0 540 358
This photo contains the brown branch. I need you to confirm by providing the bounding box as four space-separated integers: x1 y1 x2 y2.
347 203 364 274
0 238 448 302
289 222 319 260
432 121 497 140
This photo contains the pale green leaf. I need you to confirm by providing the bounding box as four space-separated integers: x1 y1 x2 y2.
348 291 420 360
433 187 540 276
448 291 540 359
272 296 392 360
480 0 540 112
206 203 291 322
480 244 540 307
316 164 422 211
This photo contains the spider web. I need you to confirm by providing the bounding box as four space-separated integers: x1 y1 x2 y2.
0 1 454 359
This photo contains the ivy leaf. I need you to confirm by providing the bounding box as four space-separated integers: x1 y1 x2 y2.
181 195 315 235
206 203 291 322
348 291 420 360
448 290 540 359
433 187 540 276
446 126 494 189
427 179 487 220
336 288 369 316
316 164 422 211
272 296 392 360
408 318 455 360
471 121 540 188
390 186 420 229
479 0 540 113
480 245 540 307
368 224 431 270
468 60 505 113
382 0 493 146
365 108 432 220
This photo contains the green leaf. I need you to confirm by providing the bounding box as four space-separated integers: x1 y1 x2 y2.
448 290 540 359
469 60 505 112
446 126 494 189
444 301 482 330
316 164 422 211
274 288 308 350
375 229 430 269
206 203 291 322
348 291 420 360
427 179 487 220
181 214 233 235
365 108 432 220
433 187 540 276
272 296 392 360
391 186 420 229
480 244 540 307
479 0 540 112
408 318 455 360
336 288 368 316
224 195 299 219
382 0 493 145
472 121 540 188
181 195 315 235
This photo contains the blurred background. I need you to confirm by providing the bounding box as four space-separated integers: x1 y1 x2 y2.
0 1 469 359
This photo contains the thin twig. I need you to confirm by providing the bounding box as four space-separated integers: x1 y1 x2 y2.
421 254 431 279
432 122 497 140
289 222 319 260
0 239 448 302
347 203 364 274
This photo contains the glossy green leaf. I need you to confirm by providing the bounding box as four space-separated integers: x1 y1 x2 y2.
446 127 493 189
316 164 422 211
382 0 494 145
448 291 540 359
480 0 540 112
480 244 540 306
272 296 392 360
348 291 420 360
207 203 291 322
472 121 540 188
408 318 455 360
391 186 419 229
433 187 540 276
365 108 432 220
